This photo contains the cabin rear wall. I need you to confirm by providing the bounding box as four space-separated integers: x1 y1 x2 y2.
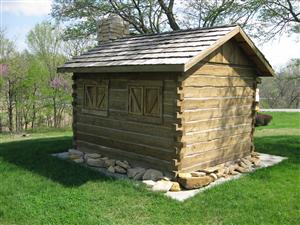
73 72 179 172
178 39 258 172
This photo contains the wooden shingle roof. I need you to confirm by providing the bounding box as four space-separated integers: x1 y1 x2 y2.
58 25 274 76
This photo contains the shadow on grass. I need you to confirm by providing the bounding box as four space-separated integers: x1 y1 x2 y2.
0 135 298 188
255 135 300 164
0 136 110 187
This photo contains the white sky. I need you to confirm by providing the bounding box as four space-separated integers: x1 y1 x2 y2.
1 0 299 70
1 0 52 16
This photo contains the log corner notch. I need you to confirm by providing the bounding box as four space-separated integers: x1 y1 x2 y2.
172 75 185 174
72 73 78 149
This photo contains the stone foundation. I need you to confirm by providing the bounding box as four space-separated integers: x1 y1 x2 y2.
58 149 262 193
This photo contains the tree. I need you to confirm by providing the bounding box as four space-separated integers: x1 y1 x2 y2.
180 0 261 29
255 0 300 39
63 37 95 58
51 0 300 41
0 30 17 132
27 22 71 128
52 0 171 37
259 59 300 108
109 0 167 33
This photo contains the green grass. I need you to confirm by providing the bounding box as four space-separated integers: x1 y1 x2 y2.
0 113 299 225
256 112 300 129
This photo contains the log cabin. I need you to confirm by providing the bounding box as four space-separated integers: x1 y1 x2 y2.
58 16 274 177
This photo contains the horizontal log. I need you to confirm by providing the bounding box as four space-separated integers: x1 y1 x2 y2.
179 141 251 168
77 122 174 149
75 104 176 124
179 149 250 173
186 62 256 77
109 100 128 111
181 97 253 110
182 76 254 87
108 110 174 124
77 113 174 138
183 86 254 98
77 140 175 171
76 132 176 161
184 115 253 133
181 133 251 155
182 105 253 122
182 124 252 143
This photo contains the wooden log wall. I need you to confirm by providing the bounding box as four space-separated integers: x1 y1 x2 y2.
74 72 179 172
177 39 258 172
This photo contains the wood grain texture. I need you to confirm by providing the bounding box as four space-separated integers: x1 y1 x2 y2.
179 141 251 169
180 97 254 110
181 76 254 87
182 133 251 155
182 105 253 122
184 115 252 133
183 86 254 98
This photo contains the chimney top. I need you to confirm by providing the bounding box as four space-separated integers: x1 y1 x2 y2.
97 15 129 44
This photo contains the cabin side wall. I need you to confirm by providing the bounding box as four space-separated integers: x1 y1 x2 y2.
72 72 179 174
178 39 258 173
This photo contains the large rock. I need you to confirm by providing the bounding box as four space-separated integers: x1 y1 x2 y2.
84 153 102 160
229 164 238 174
170 182 181 192
235 166 248 173
241 158 252 167
209 173 218 181
68 149 83 156
73 157 84 164
216 168 225 178
178 173 192 179
69 149 83 159
199 165 221 173
251 152 259 157
152 180 173 192
142 180 156 188
86 158 106 168
239 161 250 169
127 167 146 180
178 176 213 190
104 159 116 168
251 157 261 166
116 160 131 169
107 165 115 173
114 165 127 174
191 171 206 177
142 169 163 181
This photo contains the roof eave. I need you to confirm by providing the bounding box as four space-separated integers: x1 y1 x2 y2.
57 64 185 74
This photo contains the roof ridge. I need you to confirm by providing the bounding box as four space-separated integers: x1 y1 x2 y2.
97 24 238 45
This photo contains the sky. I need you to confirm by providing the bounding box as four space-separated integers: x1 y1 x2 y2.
1 0 299 71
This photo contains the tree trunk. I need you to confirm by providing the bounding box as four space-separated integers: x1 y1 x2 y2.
31 104 36 129
31 85 37 129
53 96 57 128
0 117 2 133
7 81 14 133
158 0 180 31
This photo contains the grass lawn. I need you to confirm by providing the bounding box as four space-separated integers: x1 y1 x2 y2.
0 113 299 225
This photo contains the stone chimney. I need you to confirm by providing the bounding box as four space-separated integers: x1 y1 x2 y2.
97 15 129 43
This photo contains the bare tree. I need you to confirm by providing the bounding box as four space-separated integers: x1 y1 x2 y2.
157 0 180 30
259 59 300 109
256 0 300 40
109 0 165 33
